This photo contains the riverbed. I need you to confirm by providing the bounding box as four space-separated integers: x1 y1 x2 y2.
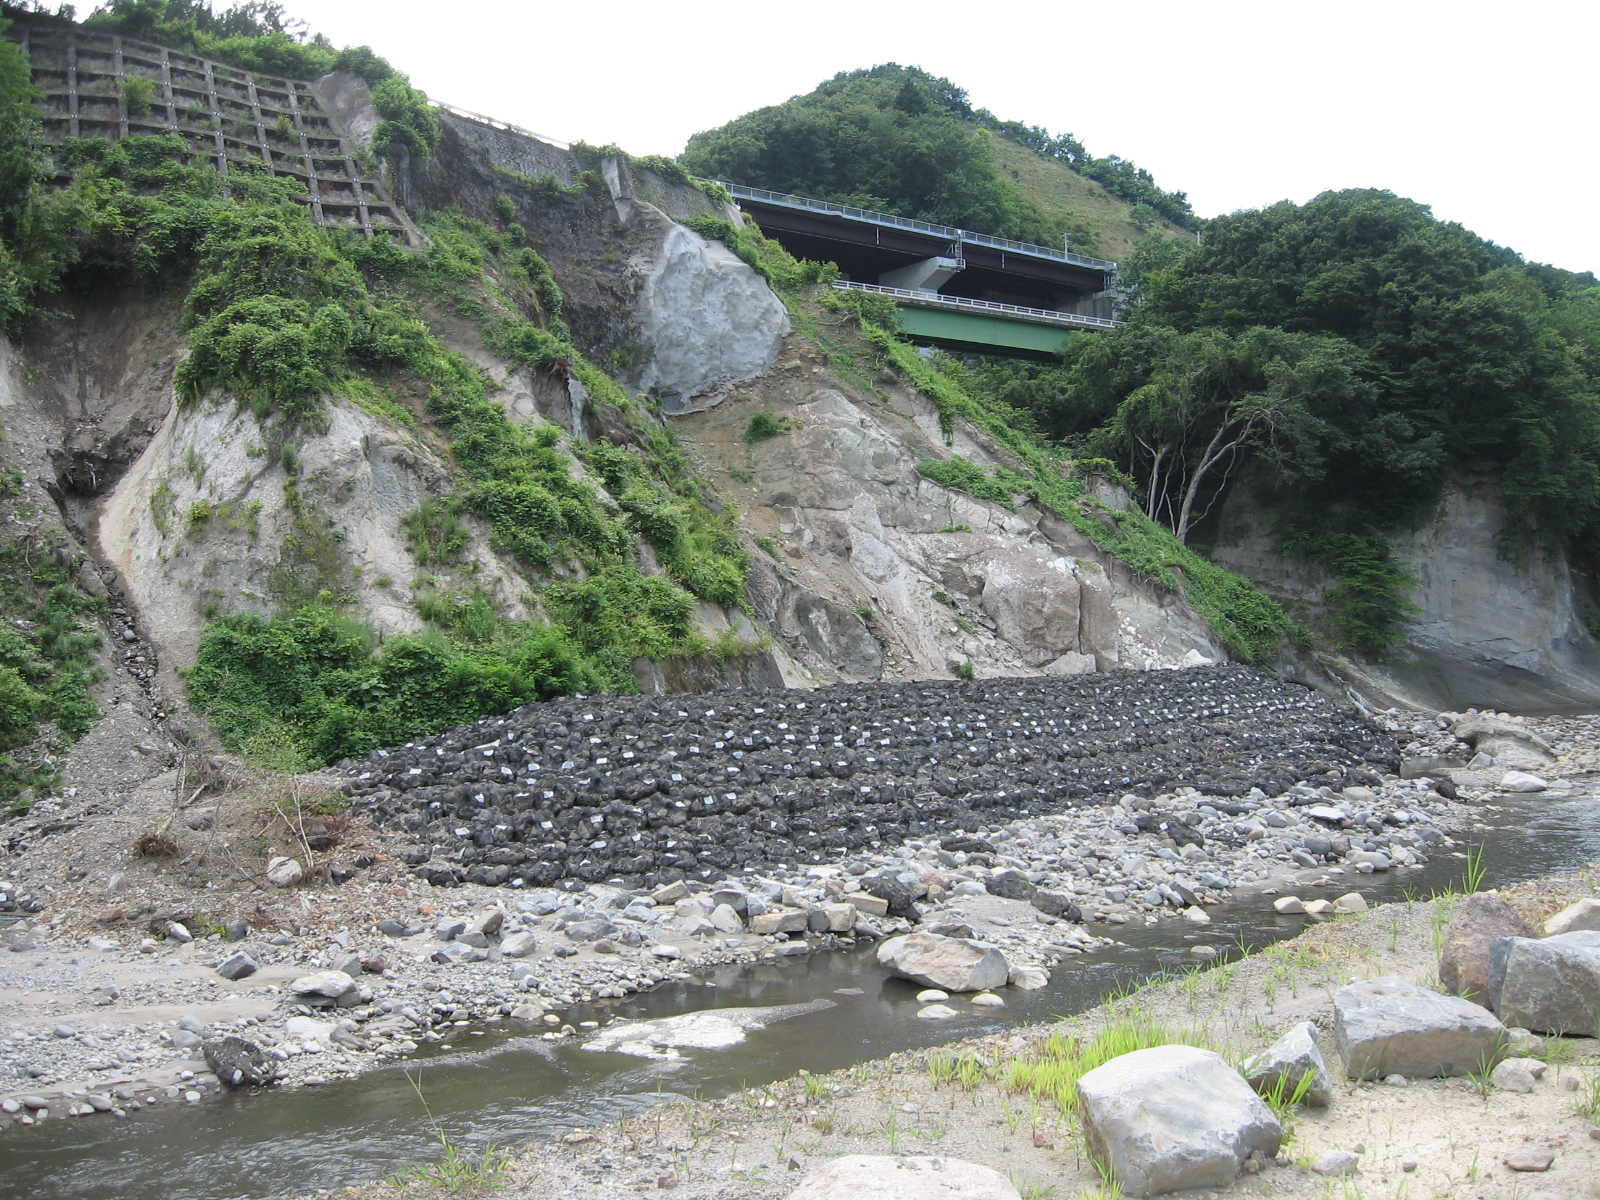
2 787 1596 1200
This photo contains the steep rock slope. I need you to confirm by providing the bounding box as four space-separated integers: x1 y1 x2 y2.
1212 481 1600 714
673 348 1225 684
0 48 1256 837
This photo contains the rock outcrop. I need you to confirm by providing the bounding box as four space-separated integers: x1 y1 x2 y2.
677 382 1227 685
1212 478 1600 713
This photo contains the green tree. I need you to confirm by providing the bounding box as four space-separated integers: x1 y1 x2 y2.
1081 325 1359 541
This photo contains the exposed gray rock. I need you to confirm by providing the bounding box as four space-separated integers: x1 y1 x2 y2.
215 950 258 981
1490 1058 1537 1093
1211 477 1600 712
784 1154 1021 1200
1503 1145 1555 1172
1077 1044 1281 1197
877 932 1009 993
1008 964 1049 990
1490 931 1600 1035
632 224 789 414
564 919 617 943
1028 891 1082 920
466 907 503 937
500 931 538 958
1241 1022 1333 1107
1311 1151 1360 1177
1333 976 1505 1079
1438 892 1538 1004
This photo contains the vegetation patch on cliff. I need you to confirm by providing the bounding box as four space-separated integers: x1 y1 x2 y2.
0 8 755 773
0 529 106 815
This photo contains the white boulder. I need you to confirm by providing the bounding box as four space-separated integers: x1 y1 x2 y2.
1499 770 1548 793
265 857 303 888
1077 1044 1281 1197
289 971 357 1000
877 933 1009 993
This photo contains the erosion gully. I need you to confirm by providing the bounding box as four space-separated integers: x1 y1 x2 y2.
3 789 1597 1200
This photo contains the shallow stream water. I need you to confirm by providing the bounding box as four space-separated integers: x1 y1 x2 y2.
2 790 1597 1200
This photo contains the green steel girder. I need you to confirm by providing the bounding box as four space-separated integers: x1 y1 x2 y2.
894 304 1075 358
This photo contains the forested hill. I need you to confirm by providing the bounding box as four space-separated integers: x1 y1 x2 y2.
678 64 1195 261
682 63 1600 658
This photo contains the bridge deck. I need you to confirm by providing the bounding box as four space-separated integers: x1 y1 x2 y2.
721 184 1115 272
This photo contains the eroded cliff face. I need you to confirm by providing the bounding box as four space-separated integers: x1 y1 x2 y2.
0 67 1250 759
671 345 1227 686
1211 480 1600 714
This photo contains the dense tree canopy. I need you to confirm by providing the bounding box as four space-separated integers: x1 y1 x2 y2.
1087 190 1600 542
679 64 1194 244
970 189 1600 650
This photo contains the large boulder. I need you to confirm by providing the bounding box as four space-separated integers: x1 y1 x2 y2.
1438 892 1538 1004
1453 713 1556 772
1489 931 1600 1036
1333 976 1505 1079
1543 898 1600 936
1241 1022 1334 1107
785 1154 1020 1200
632 224 790 414
203 1036 275 1089
289 971 357 1000
1077 1044 1281 1197
877 932 1009 993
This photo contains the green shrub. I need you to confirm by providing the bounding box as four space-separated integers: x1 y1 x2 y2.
0 539 105 814
187 605 611 766
371 76 440 160
121 75 156 116
744 411 789 442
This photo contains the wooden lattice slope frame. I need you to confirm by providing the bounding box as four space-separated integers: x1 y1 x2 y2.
6 19 422 244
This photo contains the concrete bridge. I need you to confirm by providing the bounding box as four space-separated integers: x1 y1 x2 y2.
719 183 1120 358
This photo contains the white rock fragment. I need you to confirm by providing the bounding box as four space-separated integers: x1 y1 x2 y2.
266 857 304 888
1499 770 1548 793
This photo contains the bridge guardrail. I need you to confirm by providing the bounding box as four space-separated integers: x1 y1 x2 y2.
832 281 1117 330
718 183 1118 273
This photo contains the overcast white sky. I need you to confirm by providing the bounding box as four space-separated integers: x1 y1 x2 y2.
276 0 1597 273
